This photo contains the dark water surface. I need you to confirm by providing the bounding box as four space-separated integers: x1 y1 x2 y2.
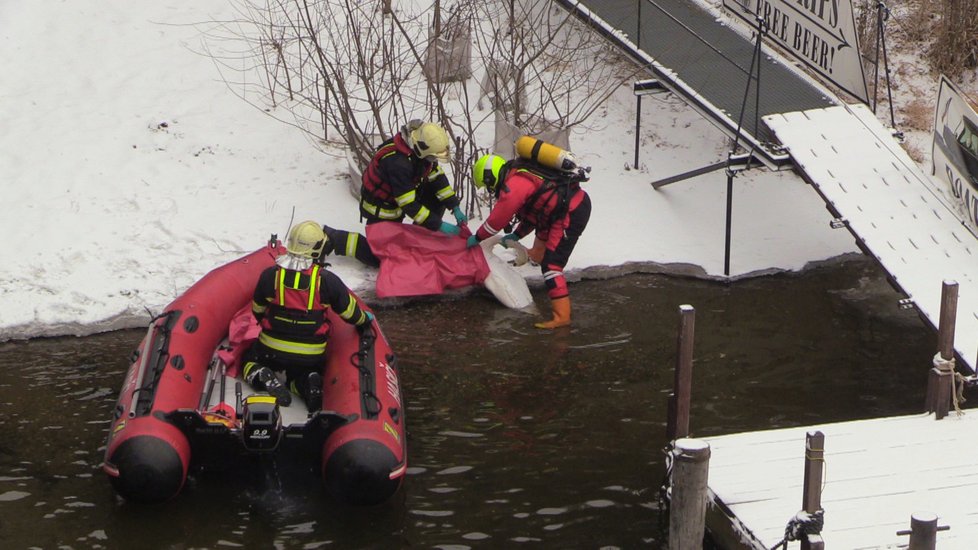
0 256 936 549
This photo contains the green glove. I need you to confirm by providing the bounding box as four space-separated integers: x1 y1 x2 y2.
452 206 468 225
439 222 461 236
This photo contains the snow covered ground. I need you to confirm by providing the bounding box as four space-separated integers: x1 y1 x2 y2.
1 0 970 342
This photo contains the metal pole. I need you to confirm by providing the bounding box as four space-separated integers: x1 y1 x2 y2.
635 95 642 170
878 3 897 127
669 438 710 550
724 171 733 276
872 2 883 112
634 0 642 171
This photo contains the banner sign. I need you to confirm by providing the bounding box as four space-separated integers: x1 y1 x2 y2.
723 0 869 104
932 75 978 233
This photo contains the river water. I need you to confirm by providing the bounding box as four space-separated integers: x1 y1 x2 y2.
0 256 935 548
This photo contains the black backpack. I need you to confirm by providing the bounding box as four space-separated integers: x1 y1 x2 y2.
496 158 588 228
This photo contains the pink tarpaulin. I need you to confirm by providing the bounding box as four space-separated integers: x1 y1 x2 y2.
366 222 490 298
216 305 260 377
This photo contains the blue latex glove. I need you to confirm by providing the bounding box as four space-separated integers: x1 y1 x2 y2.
365 311 375 322
452 206 468 225
466 235 480 248
500 233 520 248
438 221 461 236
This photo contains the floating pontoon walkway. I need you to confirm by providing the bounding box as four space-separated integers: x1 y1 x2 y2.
703 411 978 548
700 104 978 549
561 0 837 168
766 104 978 375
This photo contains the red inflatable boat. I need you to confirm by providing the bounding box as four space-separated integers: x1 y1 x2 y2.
102 240 406 505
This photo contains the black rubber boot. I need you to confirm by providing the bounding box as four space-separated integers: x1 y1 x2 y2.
247 365 292 407
306 372 323 413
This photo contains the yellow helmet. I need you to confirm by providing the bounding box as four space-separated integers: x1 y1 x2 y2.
472 154 506 192
286 221 329 259
408 121 450 162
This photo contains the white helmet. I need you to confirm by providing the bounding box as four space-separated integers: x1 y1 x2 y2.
405 120 450 162
286 221 328 259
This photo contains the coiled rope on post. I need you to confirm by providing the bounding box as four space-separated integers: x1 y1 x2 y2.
769 509 824 550
933 352 965 414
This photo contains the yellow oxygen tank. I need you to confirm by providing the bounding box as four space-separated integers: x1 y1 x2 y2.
515 136 579 172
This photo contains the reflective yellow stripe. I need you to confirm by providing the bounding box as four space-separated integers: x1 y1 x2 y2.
395 189 416 207
276 269 285 304
429 165 445 178
307 265 320 310
361 199 402 219
414 205 431 223
258 333 327 355
243 361 261 380
339 294 358 320
435 185 455 201
346 233 360 257
252 301 267 315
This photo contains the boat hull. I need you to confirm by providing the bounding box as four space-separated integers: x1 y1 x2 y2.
102 243 406 504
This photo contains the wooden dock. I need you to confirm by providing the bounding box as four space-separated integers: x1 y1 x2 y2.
702 410 978 548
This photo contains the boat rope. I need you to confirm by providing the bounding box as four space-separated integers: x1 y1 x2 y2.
769 509 824 550
656 443 674 529
350 327 382 417
933 352 966 414
130 311 176 417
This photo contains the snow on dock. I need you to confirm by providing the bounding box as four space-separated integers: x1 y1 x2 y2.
703 411 978 548
698 104 978 549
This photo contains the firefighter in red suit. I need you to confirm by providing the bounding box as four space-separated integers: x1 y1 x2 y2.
242 221 373 411
466 153 591 329
324 120 469 267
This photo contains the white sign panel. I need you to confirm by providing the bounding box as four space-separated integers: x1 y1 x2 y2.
932 75 978 233
723 0 869 104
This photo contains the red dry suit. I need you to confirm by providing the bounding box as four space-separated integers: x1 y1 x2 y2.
474 164 591 299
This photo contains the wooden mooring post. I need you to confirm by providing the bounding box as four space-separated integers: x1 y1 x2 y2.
907 511 938 550
895 510 951 549
925 280 957 419
669 438 710 550
801 431 825 550
667 305 695 441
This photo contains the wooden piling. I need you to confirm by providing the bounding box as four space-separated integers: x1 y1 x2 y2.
801 431 825 550
925 280 957 419
667 305 695 441
908 511 938 550
669 438 710 550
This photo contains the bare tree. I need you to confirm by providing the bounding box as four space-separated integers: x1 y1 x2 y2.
932 0 978 76
206 0 437 171
471 0 638 136
203 0 638 213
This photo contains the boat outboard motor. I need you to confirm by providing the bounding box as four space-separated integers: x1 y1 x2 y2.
241 394 283 452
